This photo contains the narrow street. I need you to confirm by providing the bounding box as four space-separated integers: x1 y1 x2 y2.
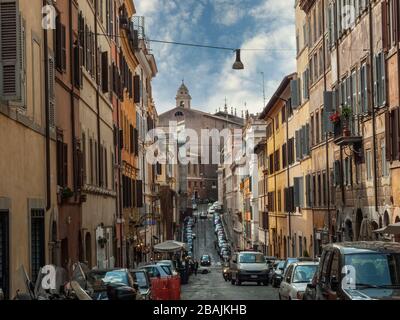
181 205 278 300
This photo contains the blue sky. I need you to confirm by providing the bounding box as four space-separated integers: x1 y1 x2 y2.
135 0 296 116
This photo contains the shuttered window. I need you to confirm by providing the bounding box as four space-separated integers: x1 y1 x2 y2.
57 139 68 188
101 51 108 92
0 0 23 101
31 209 45 282
136 180 143 208
134 75 141 103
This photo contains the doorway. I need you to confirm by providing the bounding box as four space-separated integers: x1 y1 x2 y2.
85 232 92 268
344 219 353 241
0 211 9 299
355 209 363 241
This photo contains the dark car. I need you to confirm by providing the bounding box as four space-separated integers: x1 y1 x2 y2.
86 269 138 300
130 269 152 300
271 260 285 287
200 254 211 266
307 242 400 300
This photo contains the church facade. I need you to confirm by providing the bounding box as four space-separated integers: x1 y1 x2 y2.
158 83 244 204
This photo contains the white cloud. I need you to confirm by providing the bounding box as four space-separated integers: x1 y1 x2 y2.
211 0 247 26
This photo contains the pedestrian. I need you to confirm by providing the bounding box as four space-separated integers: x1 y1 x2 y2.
194 259 199 276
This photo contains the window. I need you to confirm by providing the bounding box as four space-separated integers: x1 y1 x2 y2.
360 62 369 113
374 52 387 108
275 115 279 130
274 150 280 172
366 149 372 180
316 111 320 144
282 144 287 168
55 15 66 71
311 114 314 146
57 139 68 187
31 209 45 282
278 190 282 212
281 106 286 124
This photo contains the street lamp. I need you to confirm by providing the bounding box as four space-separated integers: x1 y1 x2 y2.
232 49 244 70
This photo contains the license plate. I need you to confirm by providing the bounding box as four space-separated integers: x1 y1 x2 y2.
250 275 258 279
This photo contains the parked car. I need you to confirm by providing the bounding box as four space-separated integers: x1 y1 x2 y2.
271 260 285 287
200 254 211 266
307 242 400 300
140 264 173 278
230 251 269 286
279 261 319 300
130 269 152 300
157 260 178 276
86 269 139 300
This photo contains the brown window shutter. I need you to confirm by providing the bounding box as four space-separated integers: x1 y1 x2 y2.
61 24 67 70
386 110 392 161
132 179 136 208
133 75 140 103
136 180 143 208
101 51 108 92
382 0 389 51
397 108 400 160
134 128 139 156
63 143 68 187
130 125 134 154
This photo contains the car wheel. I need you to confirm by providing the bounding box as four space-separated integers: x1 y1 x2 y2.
278 293 282 300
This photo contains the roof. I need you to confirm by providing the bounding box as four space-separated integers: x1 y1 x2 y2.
259 73 296 120
324 241 400 254
159 106 244 127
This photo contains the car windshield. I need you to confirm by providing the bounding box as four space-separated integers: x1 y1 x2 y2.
102 271 129 285
160 265 172 275
345 253 400 288
239 253 265 263
292 265 318 283
133 272 149 288
202 255 210 260
276 261 285 269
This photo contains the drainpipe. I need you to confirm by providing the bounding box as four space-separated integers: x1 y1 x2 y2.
321 0 332 243
69 0 77 196
43 0 51 211
94 0 102 187
369 1 379 214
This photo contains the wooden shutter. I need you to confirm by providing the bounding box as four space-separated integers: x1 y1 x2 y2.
63 143 68 187
373 54 379 108
0 0 22 101
133 75 140 103
323 91 333 134
48 55 55 127
382 0 389 51
385 111 392 161
294 177 300 208
130 125 134 154
134 128 139 156
119 129 123 150
101 51 108 92
61 24 66 71
291 79 300 109
381 52 387 106
136 180 143 208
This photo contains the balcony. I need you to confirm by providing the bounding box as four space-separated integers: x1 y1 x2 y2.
332 116 362 147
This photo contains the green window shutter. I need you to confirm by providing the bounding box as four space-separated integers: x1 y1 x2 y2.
0 0 22 101
291 79 300 109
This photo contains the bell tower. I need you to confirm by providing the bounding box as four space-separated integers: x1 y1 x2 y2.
176 81 192 109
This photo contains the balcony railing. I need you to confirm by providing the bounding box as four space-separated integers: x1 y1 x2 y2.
333 115 362 146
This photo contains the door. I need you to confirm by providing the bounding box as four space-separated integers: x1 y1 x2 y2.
280 264 294 299
0 212 9 299
31 209 45 282
323 249 340 300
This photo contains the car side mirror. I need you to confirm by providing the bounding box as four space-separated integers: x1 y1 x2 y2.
330 276 339 291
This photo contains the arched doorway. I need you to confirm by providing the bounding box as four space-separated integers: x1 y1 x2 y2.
384 211 390 227
85 232 92 268
355 209 363 241
395 216 400 242
371 221 379 241
344 220 353 241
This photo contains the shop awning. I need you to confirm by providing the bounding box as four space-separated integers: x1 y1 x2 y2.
153 240 188 252
373 222 400 235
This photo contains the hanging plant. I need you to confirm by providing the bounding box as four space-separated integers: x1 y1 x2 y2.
62 187 74 200
329 111 341 123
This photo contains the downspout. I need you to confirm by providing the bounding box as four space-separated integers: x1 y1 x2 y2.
69 0 77 196
94 0 102 187
43 0 51 211
322 0 331 242
369 1 379 214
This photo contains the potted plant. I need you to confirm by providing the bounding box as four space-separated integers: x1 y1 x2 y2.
341 106 352 137
329 111 341 124
61 187 74 200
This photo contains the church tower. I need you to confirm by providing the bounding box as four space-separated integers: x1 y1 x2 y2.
176 81 192 109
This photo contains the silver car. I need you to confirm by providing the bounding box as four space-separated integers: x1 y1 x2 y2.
279 261 319 300
230 251 269 286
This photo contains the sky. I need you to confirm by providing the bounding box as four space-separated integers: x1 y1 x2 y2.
135 0 296 116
